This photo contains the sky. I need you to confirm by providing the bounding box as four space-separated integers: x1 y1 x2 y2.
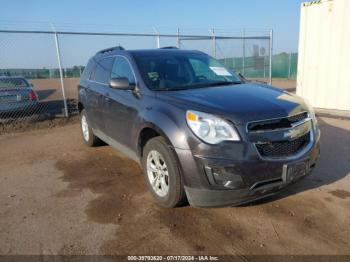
0 0 305 68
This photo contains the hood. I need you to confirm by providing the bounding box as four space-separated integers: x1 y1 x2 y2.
156 83 308 124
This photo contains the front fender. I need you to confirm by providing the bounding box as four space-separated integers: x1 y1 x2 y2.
139 107 191 151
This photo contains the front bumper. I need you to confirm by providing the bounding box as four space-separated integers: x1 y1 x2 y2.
176 131 320 208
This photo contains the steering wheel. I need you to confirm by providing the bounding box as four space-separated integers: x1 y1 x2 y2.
195 75 208 82
197 75 207 80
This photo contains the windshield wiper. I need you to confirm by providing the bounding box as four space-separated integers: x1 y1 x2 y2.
157 82 214 91
181 81 242 89
154 81 242 91
209 81 242 87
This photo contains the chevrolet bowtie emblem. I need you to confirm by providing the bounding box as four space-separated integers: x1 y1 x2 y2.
284 127 304 139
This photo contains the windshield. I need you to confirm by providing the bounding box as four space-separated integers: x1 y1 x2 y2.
0 78 29 89
133 52 241 91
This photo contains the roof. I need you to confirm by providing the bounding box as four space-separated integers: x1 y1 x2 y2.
94 45 204 59
128 48 204 57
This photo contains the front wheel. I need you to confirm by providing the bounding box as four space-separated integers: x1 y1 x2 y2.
142 137 186 208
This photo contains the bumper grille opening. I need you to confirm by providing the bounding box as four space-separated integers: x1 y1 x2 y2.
255 132 310 158
248 112 308 132
250 178 283 190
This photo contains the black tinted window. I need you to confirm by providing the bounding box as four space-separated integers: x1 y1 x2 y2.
111 57 135 84
91 57 114 84
134 52 241 90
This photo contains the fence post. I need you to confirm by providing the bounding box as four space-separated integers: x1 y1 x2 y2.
242 29 246 76
288 53 292 79
53 29 69 118
153 27 160 48
269 29 273 85
157 34 160 48
211 28 216 58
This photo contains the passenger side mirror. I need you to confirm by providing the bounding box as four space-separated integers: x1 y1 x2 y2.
109 77 134 90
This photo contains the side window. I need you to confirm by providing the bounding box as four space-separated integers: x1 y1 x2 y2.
91 57 114 84
111 57 136 84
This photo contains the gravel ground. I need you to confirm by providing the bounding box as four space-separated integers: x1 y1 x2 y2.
0 116 349 255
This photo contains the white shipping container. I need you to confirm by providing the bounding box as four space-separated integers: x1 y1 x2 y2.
297 0 350 112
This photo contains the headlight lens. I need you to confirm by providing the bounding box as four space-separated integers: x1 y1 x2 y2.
305 100 318 131
186 110 240 144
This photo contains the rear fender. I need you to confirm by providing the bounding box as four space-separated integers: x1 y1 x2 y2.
78 86 88 106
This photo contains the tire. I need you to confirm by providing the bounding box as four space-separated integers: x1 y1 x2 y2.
80 109 101 147
142 137 186 208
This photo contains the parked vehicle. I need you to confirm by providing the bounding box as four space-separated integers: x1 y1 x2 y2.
78 46 320 208
0 76 39 116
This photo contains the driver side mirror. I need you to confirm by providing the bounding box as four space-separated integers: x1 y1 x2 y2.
109 77 134 90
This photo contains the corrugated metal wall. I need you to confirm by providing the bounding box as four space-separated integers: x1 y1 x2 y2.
297 0 350 111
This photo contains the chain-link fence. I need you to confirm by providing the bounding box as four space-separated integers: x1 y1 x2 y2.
0 26 272 131
272 52 298 79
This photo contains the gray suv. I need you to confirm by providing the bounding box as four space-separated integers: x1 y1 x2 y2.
78 46 320 208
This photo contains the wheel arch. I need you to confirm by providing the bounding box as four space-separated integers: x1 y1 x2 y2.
138 123 188 205
137 124 174 158
137 120 190 180
78 101 85 113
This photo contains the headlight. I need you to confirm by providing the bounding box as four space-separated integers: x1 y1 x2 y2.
305 100 318 131
186 110 240 144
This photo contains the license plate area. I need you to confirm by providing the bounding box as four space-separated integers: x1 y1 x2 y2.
283 161 309 184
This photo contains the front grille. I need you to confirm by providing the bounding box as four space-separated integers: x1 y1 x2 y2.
255 132 310 158
287 112 308 123
248 112 308 132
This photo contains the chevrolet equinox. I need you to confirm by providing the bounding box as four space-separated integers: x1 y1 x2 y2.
78 46 320 208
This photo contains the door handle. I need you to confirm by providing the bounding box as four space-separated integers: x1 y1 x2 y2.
104 93 110 102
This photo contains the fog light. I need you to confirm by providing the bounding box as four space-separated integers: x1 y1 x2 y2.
204 166 244 189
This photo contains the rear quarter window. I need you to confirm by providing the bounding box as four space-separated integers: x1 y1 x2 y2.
81 59 94 81
90 57 114 84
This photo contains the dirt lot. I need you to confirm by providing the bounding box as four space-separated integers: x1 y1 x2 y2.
30 78 80 101
0 115 349 256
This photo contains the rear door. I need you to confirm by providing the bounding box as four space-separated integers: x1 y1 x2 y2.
103 56 139 149
86 57 114 132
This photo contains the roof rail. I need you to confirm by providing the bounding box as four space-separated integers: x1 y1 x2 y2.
96 46 125 55
160 46 178 49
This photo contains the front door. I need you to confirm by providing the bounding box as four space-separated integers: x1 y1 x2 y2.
103 56 140 150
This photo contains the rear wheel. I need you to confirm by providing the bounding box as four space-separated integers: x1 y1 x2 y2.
80 109 101 147
142 137 186 208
